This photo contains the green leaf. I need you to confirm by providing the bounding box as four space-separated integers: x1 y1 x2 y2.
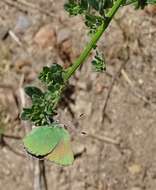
65 0 114 16
25 86 43 99
88 0 113 14
38 64 64 87
21 108 32 120
21 63 64 126
92 51 106 72
85 14 104 34
21 91 57 126
147 0 156 4
64 0 85 15
23 124 70 156
122 0 156 7
65 0 109 34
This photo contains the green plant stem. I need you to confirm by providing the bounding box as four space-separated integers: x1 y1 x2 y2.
64 0 124 81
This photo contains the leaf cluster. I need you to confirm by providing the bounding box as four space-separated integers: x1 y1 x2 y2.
92 51 106 72
65 0 156 25
122 0 156 8
65 0 112 34
21 64 64 126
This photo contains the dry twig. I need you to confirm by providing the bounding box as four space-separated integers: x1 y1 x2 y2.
2 0 55 18
3 139 25 158
87 133 120 145
121 69 156 108
34 160 48 190
3 134 22 140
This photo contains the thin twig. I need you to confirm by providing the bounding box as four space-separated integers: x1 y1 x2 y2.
100 17 130 125
87 133 120 145
17 0 55 17
96 17 130 187
121 69 156 108
2 0 28 13
34 160 48 190
121 69 134 87
0 83 14 89
96 60 127 188
101 60 127 124
8 30 23 46
2 0 55 18
3 140 25 158
3 134 22 140
40 160 48 190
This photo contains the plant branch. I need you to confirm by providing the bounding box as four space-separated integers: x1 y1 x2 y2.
64 0 125 81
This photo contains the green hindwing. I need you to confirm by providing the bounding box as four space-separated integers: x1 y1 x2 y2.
46 136 74 166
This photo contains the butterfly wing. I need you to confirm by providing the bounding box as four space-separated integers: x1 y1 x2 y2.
46 135 74 166
23 125 67 156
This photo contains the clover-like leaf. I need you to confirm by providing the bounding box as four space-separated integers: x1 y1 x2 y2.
65 0 110 34
25 86 43 99
64 0 85 15
21 64 65 126
92 51 106 72
85 14 104 34
38 64 64 87
147 0 156 4
121 0 156 7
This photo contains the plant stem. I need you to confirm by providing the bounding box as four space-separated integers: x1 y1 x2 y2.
64 0 124 81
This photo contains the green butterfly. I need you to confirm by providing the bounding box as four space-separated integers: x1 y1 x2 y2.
23 124 74 166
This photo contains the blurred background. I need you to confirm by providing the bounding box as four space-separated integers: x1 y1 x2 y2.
0 1 156 190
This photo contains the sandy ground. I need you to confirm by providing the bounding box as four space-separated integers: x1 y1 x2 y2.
0 1 156 190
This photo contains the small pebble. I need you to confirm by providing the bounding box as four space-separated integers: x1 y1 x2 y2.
34 24 56 48
96 83 104 94
128 164 142 175
145 5 156 15
57 28 71 44
26 71 36 82
138 79 143 85
131 187 142 190
15 59 31 71
15 15 31 34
